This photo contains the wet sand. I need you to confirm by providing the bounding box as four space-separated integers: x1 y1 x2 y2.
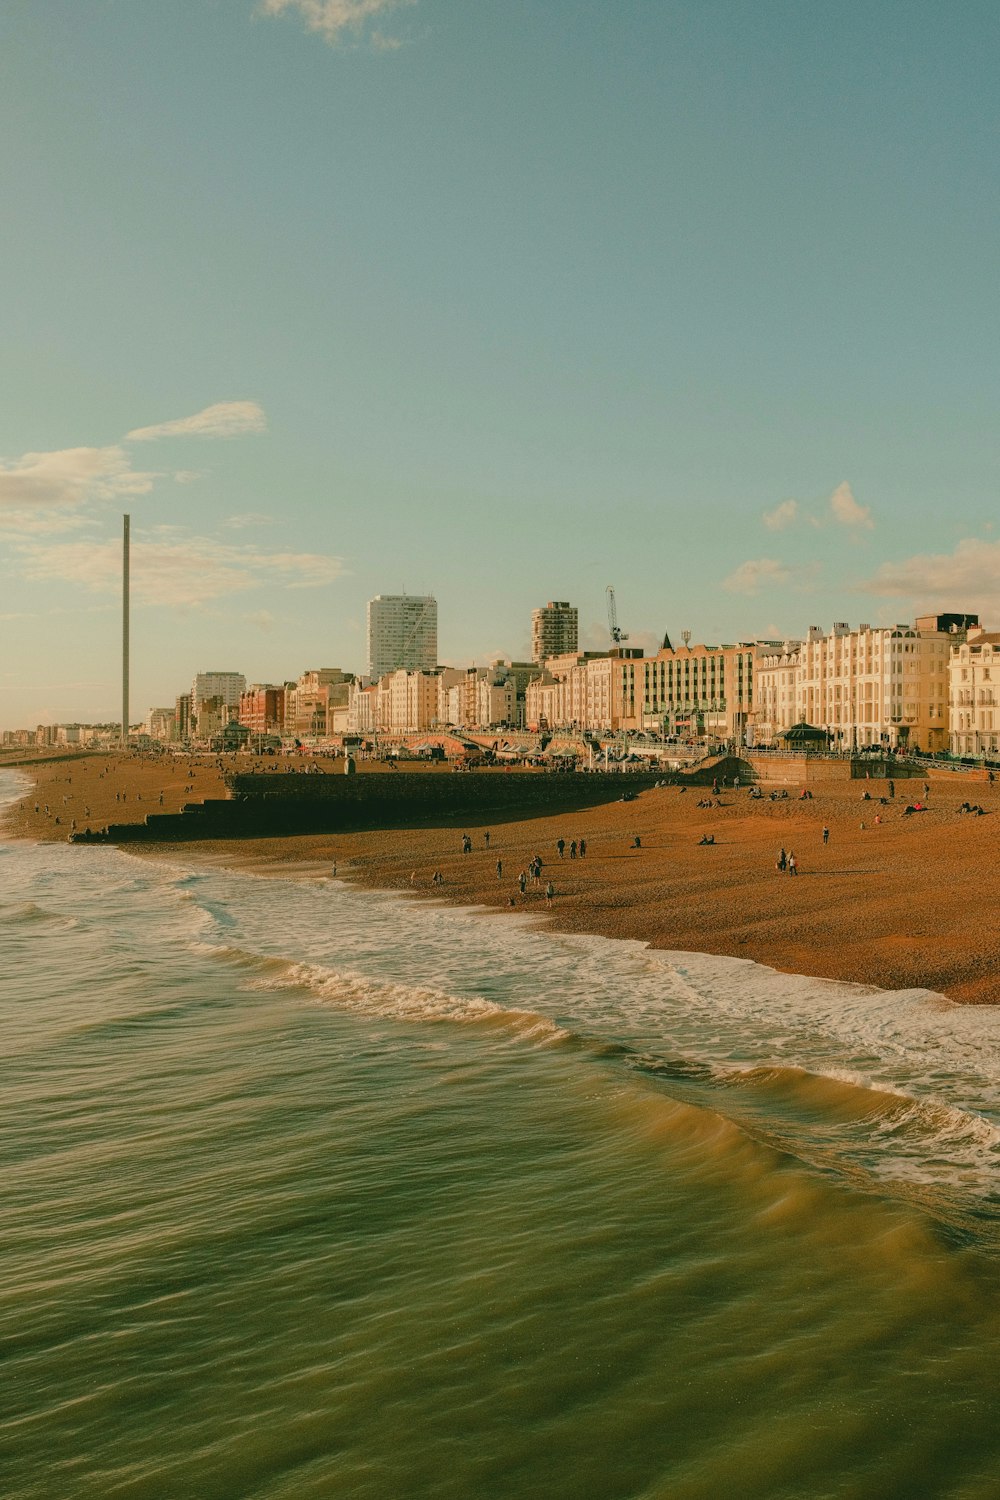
5 752 999 1003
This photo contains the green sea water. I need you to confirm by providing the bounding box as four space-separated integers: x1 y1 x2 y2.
3 771 1000 1499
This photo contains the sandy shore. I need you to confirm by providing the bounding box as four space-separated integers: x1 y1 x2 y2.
5 751 1000 1003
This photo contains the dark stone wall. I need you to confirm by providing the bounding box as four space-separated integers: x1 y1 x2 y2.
72 756 756 845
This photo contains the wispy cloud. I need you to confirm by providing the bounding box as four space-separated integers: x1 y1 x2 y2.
762 499 798 532
126 401 266 442
0 509 99 538
863 537 1000 614
222 511 275 529
259 0 414 45
829 481 873 531
0 446 156 513
243 609 278 630
16 533 344 608
722 558 792 595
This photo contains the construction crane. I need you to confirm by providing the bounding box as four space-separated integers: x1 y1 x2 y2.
606 585 629 645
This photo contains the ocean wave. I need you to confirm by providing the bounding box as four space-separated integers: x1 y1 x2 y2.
0 900 78 929
189 940 571 1045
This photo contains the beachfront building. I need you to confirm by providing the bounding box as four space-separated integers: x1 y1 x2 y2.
347 682 378 735
442 665 520 729
175 693 192 742
796 619 974 753
752 643 802 746
144 708 176 743
367 594 438 681
192 672 246 716
949 627 1000 757
238 685 286 740
531 601 578 665
291 669 353 740
377 669 440 734
524 650 643 733
194 696 233 741
639 643 762 743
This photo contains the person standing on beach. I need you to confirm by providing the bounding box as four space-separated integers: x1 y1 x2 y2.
777 847 787 872
579 838 587 858
518 870 527 895
545 881 555 907
822 826 829 844
496 858 503 880
484 830 490 848
788 851 798 875
888 779 895 799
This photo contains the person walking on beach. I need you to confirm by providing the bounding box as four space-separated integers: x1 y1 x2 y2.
496 858 503 880
888 779 895 799
777 847 787 872
433 869 443 886
578 838 586 858
822 826 829 845
569 839 577 859
518 870 527 895
462 834 472 854
556 838 565 859
788 851 798 875
545 881 555 907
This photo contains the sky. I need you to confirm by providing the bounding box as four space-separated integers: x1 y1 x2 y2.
2 0 1000 728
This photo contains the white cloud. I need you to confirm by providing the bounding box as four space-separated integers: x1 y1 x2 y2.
223 511 275 529
722 558 792 595
125 401 266 442
762 499 798 532
16 533 344 608
259 0 414 45
0 509 98 538
0 446 156 513
829 481 873 530
863 538 1000 614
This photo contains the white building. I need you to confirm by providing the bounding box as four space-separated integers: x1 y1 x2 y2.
145 707 176 742
746 616 976 752
367 595 437 681
950 628 1000 757
531 601 578 664
796 620 960 753
378 669 440 734
191 672 246 723
753 643 803 745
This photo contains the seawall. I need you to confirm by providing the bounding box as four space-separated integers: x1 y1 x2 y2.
70 756 754 844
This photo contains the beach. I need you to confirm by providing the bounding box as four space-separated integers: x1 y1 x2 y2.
6 751 999 1004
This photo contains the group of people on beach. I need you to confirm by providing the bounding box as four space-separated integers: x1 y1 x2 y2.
776 847 798 875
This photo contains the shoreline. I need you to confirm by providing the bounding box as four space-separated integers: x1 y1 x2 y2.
4 753 999 1005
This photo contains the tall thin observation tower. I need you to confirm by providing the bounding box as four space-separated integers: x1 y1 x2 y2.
122 513 130 749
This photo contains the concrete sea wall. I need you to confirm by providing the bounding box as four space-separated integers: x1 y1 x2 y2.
71 757 755 844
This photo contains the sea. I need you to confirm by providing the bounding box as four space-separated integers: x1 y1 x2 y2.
3 765 1000 1500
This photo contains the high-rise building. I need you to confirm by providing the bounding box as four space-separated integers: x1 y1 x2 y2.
532 601 578 663
175 693 192 741
367 595 437 681
191 671 246 724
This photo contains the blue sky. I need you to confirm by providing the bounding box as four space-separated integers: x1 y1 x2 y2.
2 0 1000 727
